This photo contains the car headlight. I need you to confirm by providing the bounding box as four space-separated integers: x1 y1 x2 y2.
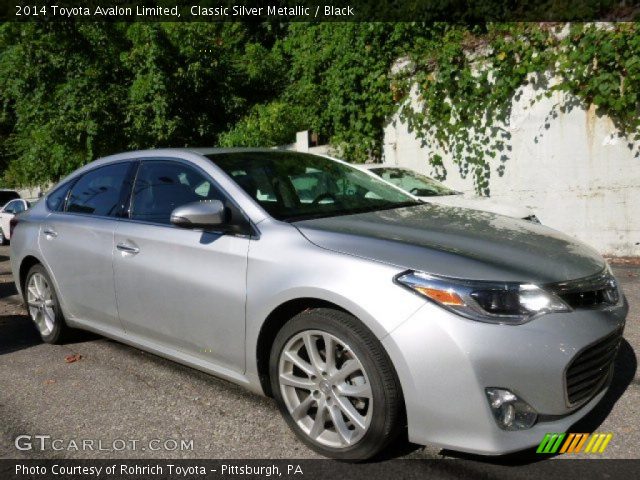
395 270 571 324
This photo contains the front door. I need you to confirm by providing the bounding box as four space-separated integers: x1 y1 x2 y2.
113 160 249 372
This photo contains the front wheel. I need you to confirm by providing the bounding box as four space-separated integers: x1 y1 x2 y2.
269 308 404 460
24 264 68 343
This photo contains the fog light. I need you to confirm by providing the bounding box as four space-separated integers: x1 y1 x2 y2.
485 388 538 430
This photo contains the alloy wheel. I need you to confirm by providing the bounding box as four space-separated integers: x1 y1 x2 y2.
27 272 56 336
278 330 373 448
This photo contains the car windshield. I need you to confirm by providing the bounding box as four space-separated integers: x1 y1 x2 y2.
207 152 421 222
369 167 456 197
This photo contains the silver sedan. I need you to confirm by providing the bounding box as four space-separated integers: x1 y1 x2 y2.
10 148 628 460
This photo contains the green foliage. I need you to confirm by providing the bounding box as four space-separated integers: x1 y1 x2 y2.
0 21 282 186
0 22 129 186
1 22 639 193
399 23 640 194
218 101 306 147
278 23 413 162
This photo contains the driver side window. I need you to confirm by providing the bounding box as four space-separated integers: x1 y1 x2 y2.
130 161 225 225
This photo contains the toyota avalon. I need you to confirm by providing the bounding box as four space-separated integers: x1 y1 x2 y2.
10 148 627 460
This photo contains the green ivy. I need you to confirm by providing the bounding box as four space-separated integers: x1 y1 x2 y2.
398 23 640 194
1 22 638 192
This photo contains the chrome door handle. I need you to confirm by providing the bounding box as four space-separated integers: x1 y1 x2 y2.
43 228 58 238
116 243 139 255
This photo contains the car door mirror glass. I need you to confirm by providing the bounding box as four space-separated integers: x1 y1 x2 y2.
170 200 226 229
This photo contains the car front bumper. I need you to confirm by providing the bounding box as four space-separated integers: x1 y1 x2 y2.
382 296 628 455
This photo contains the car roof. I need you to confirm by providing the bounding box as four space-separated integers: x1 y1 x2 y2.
96 147 312 164
183 147 287 155
359 164 404 170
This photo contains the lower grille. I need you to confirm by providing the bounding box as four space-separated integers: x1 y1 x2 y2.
565 329 622 406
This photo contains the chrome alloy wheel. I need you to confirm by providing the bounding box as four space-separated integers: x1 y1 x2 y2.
27 272 56 336
278 330 373 448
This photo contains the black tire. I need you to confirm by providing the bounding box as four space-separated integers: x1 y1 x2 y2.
23 264 68 344
269 308 404 460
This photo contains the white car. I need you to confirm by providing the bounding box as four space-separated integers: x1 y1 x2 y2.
0 198 29 244
360 164 540 223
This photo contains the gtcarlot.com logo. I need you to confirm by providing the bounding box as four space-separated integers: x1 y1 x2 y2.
15 435 194 452
537 432 613 454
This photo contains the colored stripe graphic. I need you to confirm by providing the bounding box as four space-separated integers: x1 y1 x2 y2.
536 433 565 453
561 433 589 453
585 433 613 453
537 433 613 454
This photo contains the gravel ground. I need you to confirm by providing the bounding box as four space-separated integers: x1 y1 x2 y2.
0 245 637 461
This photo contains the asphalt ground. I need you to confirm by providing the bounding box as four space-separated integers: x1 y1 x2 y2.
0 245 638 462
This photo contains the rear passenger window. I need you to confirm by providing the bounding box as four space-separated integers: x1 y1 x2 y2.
130 161 225 225
66 163 131 217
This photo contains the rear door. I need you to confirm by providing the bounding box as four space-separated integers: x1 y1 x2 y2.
39 161 134 334
113 159 250 372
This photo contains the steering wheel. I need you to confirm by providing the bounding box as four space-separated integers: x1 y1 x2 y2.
312 192 338 205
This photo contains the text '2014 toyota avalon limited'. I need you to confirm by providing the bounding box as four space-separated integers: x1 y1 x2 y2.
10 149 628 460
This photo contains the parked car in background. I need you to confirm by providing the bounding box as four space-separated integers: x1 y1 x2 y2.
0 197 29 244
360 164 540 223
10 149 626 460
0 189 20 205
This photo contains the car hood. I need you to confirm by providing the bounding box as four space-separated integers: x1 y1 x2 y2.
293 204 604 284
421 194 534 220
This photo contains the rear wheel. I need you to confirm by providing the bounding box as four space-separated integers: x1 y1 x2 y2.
269 308 403 460
24 264 67 344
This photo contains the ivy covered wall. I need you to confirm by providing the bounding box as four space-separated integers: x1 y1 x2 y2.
1 22 638 193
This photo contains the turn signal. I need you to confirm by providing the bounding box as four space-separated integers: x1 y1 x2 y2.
414 287 464 306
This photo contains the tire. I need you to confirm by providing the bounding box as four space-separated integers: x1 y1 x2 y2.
0 228 7 245
269 308 404 460
24 264 68 344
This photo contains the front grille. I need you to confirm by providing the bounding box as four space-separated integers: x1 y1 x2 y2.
550 270 620 310
565 329 622 406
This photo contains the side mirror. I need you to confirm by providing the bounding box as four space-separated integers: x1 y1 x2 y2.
170 200 227 229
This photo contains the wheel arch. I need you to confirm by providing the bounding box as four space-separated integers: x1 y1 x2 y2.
256 298 347 397
19 255 42 297
255 296 407 418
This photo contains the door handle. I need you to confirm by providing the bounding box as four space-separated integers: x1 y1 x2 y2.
43 227 58 238
116 243 140 255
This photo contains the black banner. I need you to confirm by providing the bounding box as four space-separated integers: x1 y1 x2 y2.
2 459 640 480
3 0 640 22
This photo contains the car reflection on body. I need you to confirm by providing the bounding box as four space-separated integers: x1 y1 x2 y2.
360 164 540 223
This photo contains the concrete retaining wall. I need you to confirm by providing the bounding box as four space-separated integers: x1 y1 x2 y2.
382 87 640 257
